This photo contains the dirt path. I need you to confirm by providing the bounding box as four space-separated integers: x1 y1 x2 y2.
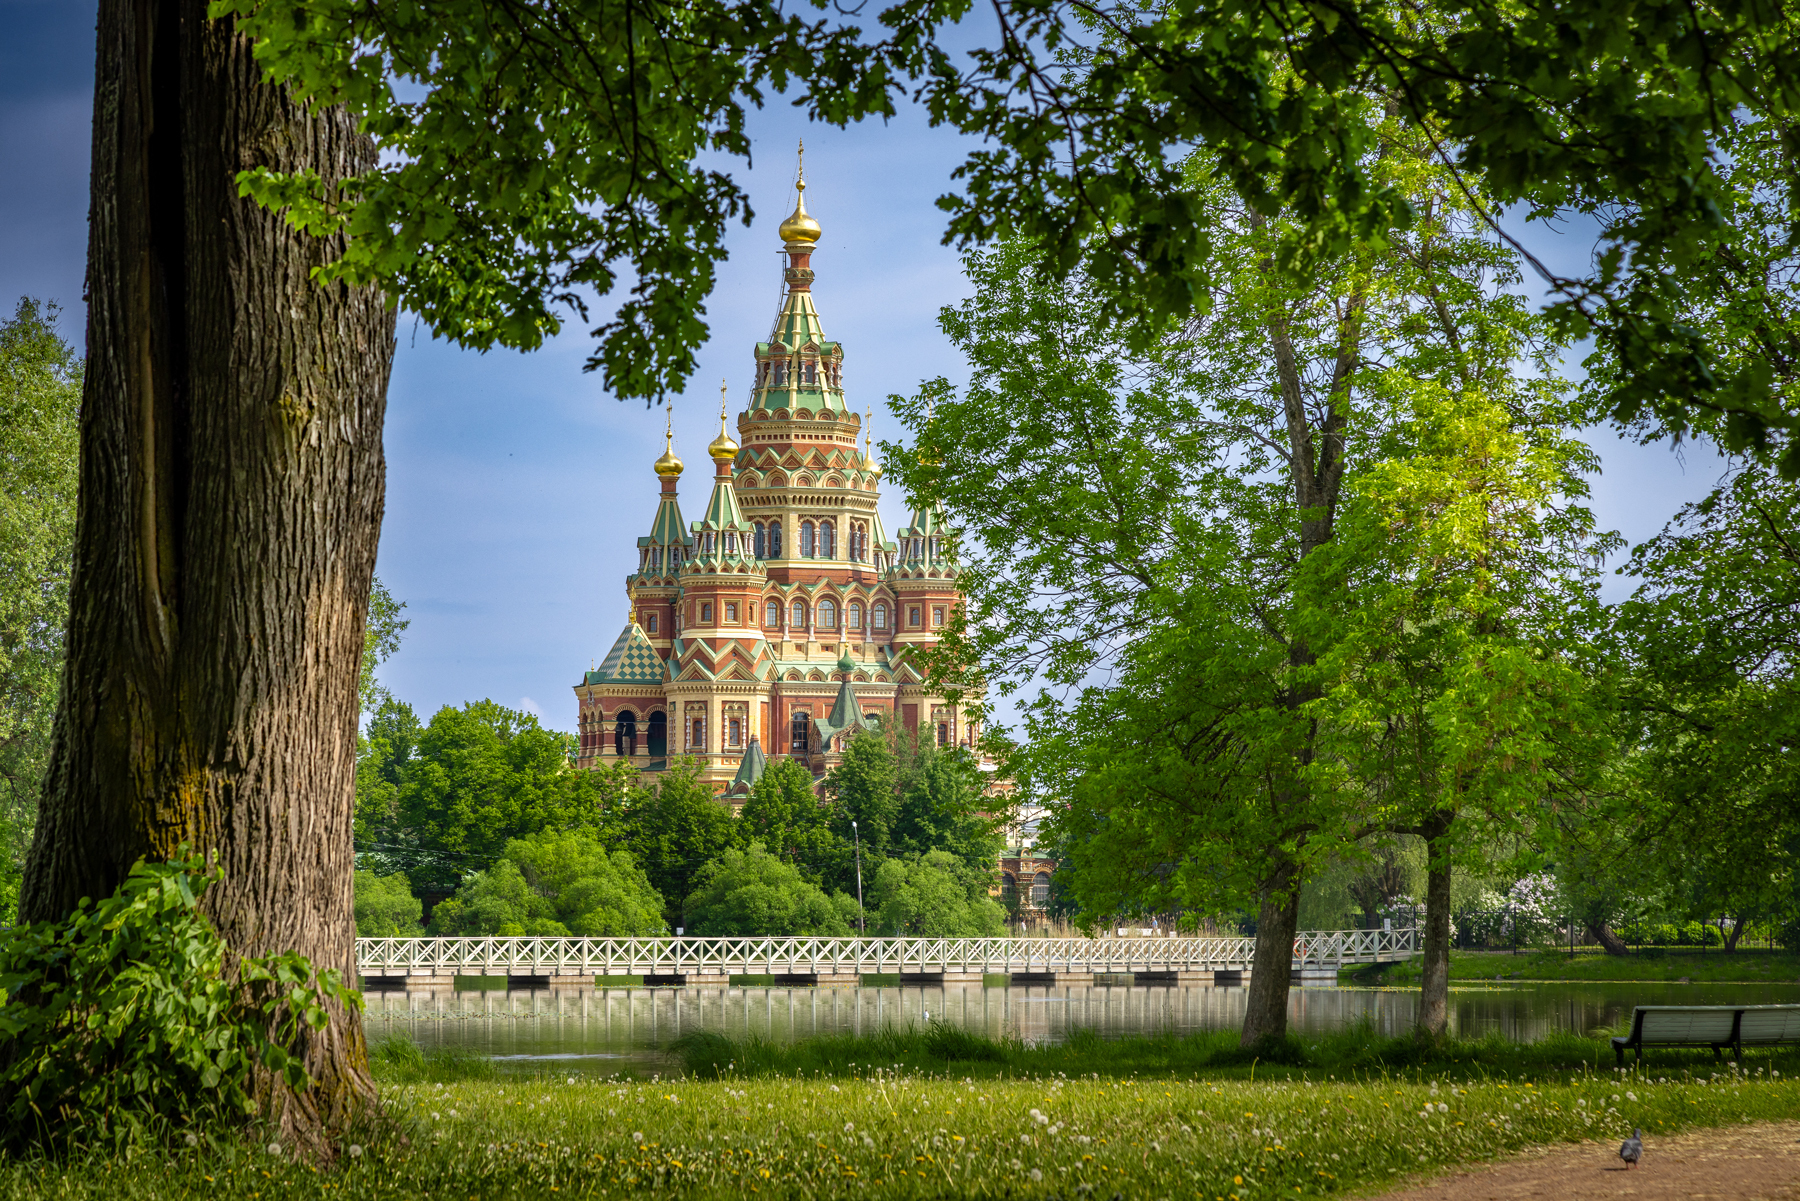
1368 1121 1800 1200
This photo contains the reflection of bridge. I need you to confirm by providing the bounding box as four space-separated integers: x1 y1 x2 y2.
357 929 1417 991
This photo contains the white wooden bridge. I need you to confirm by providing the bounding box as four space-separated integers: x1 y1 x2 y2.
356 928 1416 991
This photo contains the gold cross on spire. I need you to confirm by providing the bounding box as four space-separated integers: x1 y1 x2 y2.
708 379 740 462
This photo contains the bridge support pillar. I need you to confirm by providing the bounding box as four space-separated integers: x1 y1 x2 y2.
686 972 731 988
815 972 861 987
940 972 985 986
394 975 453 991
547 974 596 990
1053 971 1095 986
1291 967 1339 987
1133 970 1212 986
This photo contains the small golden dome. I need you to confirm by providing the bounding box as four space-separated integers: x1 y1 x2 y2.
778 142 822 246
654 433 684 478
708 380 739 461
653 409 683 477
779 182 822 246
863 409 882 475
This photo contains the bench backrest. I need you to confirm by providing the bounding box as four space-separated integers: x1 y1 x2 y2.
1739 1006 1800 1043
1636 1007 1737 1042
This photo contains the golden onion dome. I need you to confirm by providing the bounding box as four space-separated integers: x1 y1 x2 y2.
779 181 822 247
862 410 882 475
653 411 683 477
708 382 740 461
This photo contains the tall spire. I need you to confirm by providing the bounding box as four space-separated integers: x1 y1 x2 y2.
637 402 690 582
692 382 755 566
753 145 843 413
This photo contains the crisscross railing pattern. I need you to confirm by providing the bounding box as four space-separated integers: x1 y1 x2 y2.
355 928 1415 975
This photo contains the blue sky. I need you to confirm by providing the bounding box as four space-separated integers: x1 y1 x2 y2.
0 0 1728 735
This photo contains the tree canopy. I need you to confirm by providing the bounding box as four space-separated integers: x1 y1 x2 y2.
683 843 857 937
216 0 1800 464
429 828 666 936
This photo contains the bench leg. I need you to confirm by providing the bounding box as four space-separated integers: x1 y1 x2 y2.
1615 1045 1624 1067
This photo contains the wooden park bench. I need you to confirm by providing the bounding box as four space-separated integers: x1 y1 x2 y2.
1612 1005 1800 1064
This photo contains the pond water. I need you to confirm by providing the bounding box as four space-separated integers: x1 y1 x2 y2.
363 979 1800 1073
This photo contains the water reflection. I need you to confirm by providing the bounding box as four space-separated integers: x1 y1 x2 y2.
363 981 1800 1069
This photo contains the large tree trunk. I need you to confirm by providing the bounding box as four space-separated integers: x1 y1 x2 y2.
1240 860 1300 1047
1722 915 1746 953
1415 819 1454 1041
22 0 393 1152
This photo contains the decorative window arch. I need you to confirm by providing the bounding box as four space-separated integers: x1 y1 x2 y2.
800 521 815 558
615 710 638 757
818 520 835 559
791 599 808 628
1032 873 1052 906
802 360 818 385
790 711 810 752
818 598 837 629
873 603 888 630
847 601 863 630
937 720 950 746
765 598 781 627
753 523 766 558
768 471 787 488
768 522 783 558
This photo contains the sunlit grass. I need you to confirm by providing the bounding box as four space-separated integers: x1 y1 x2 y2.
2 1034 1797 1197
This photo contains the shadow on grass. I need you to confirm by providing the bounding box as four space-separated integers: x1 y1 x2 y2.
669 1017 1800 1082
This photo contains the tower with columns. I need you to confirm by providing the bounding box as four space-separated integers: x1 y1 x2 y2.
572 156 972 801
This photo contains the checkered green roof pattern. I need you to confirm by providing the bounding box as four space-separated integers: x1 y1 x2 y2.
590 622 664 684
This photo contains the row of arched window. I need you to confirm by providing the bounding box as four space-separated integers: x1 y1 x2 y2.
639 545 686 574
764 598 890 632
901 535 943 563
750 519 872 561
758 359 841 389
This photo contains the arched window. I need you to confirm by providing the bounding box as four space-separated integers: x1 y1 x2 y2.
848 602 863 630
818 598 837 629
790 711 810 752
724 532 737 555
646 711 667 759
1032 873 1052 906
819 520 835 559
753 523 765 558
791 600 807 628
615 710 638 758
700 601 713 624
765 599 781 627
802 361 818 385
800 521 815 558
768 522 783 558
873 604 888 630
937 721 950 747
773 361 788 386
1001 874 1018 905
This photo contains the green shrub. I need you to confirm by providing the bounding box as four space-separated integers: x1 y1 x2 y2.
354 870 423 936
429 830 665 936
0 854 358 1152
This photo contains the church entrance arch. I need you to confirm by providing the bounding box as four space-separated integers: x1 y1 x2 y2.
615 710 638 758
647 710 667 760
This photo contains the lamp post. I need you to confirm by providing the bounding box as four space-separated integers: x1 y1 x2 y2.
852 820 865 935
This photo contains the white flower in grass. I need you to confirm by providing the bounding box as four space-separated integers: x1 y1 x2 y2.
1030 1108 1047 1124
633 1132 644 1143
183 1133 198 1148
267 1142 282 1156
1009 1159 1023 1171
844 1122 854 1132
1626 1092 1638 1102
1437 1102 1448 1113
1029 1168 1043 1182
347 1145 363 1159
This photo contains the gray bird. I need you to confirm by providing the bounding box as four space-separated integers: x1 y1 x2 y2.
1618 1128 1643 1170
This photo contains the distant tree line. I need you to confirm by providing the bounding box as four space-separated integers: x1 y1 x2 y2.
351 698 1005 939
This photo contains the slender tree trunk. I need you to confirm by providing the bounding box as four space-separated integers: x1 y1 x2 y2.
1415 817 1454 1040
22 0 393 1153
1584 921 1630 956
1723 915 1746 953
1240 858 1301 1047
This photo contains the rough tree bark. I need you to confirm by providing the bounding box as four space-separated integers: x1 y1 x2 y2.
1240 858 1302 1047
1414 815 1454 1040
22 0 394 1150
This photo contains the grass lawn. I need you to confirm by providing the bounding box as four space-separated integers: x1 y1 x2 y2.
2 1028 1798 1198
1344 946 1800 986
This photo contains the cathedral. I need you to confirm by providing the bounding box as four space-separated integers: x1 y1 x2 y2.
571 165 971 803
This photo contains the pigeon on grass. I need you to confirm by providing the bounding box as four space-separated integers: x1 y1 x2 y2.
1618 1128 1643 1170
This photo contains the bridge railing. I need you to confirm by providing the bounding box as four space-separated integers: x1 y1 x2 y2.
355 928 1417 975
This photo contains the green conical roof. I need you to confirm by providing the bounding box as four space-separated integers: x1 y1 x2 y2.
813 675 876 748
587 620 665 685
727 736 768 796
